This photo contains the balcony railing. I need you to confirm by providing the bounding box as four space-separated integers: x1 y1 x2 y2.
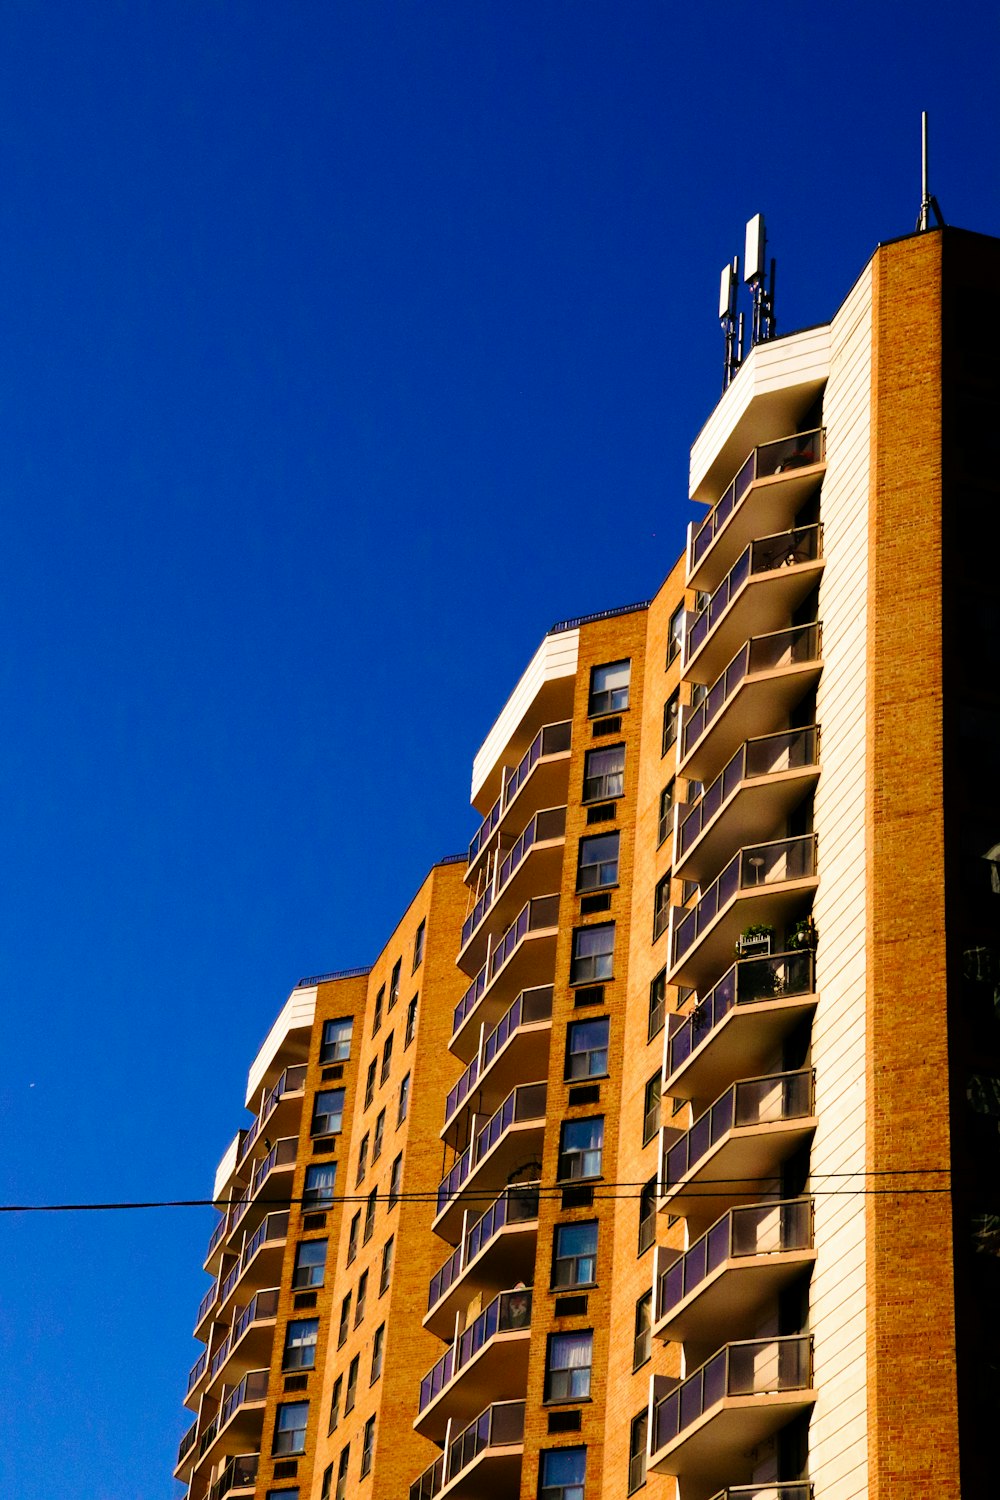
686 525 822 662
656 1199 813 1320
677 728 819 864
241 1210 289 1270
662 1070 813 1191
219 1368 269 1430
206 1213 229 1262
436 1086 546 1216
195 1276 221 1330
461 808 566 948
444 986 553 1131
230 1138 297 1234
177 1421 198 1466
680 624 822 763
428 1184 540 1312
198 1413 220 1458
667 951 814 1079
209 1453 260 1500
468 721 572 865
453 896 560 1038
237 1064 308 1166
186 1349 208 1396
410 1455 445 1500
418 1290 532 1414
671 835 817 970
690 429 826 574
446 1401 526 1488
652 1335 813 1453
708 1486 814 1500
210 1289 280 1380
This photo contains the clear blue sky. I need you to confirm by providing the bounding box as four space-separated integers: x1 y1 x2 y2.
0 3 995 1494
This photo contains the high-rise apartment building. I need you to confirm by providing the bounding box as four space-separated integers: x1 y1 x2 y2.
173 222 1000 1500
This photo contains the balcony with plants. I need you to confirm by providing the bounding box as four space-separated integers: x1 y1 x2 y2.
678 625 823 784
442 986 552 1148
458 807 567 975
658 1069 816 1227
409 1400 525 1500
451 896 560 1063
653 1198 815 1346
686 428 826 594
668 835 818 990
674 728 820 884
425 1183 540 1336
433 1084 547 1242
415 1289 533 1441
648 1335 815 1488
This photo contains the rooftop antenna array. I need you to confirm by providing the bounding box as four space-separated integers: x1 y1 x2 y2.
916 110 946 232
719 213 777 392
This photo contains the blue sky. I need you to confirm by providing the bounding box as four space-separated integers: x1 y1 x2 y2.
0 3 996 1495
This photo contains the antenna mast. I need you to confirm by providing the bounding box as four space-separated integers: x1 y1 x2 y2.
916 111 946 231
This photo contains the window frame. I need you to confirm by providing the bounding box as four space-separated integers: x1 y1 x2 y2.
638 1177 657 1256
539 1447 587 1500
666 603 685 667
337 1293 351 1349
327 1375 343 1435
388 957 401 1009
583 742 625 803
344 1355 359 1415
311 1086 346 1137
356 1132 369 1187
303 1161 337 1208
642 1075 661 1147
544 1330 594 1402
628 1410 648 1494
661 690 679 756
564 1016 610 1081
354 1269 368 1327
657 780 675 848
360 1415 376 1478
576 831 620 892
320 1016 353 1065
589 658 631 716
551 1219 598 1289
570 922 615 985
653 873 671 942
363 1187 378 1244
372 1108 385 1162
380 1031 394 1085
282 1317 319 1372
633 1290 652 1371
372 985 385 1037
292 1238 327 1290
412 920 426 972
388 1152 403 1208
335 1444 350 1500
404 995 418 1048
379 1236 394 1295
648 968 667 1041
397 1071 411 1125
370 1322 385 1383
558 1116 605 1182
272 1400 309 1457
364 1059 377 1110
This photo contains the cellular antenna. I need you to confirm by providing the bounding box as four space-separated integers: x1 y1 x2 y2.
744 213 776 350
916 111 946 231
719 255 740 392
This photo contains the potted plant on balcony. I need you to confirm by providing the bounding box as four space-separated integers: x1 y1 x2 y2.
736 923 774 959
787 915 818 952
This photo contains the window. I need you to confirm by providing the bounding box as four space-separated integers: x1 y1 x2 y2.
657 781 674 847
370 1323 385 1382
653 874 670 942
268 1491 299 1500
364 1188 378 1243
373 1108 386 1162
304 1161 337 1207
648 968 666 1041
570 923 615 984
347 1210 361 1265
539 1447 586 1500
328 1375 343 1434
380 1032 394 1084
405 995 418 1047
364 1059 377 1109
552 1220 598 1288
545 1331 593 1401
335 1443 350 1500
379 1236 394 1295
321 1463 334 1500
583 743 625 802
397 1072 411 1125
576 832 620 891
372 985 385 1036
337 1293 352 1348
355 1269 368 1326
638 1177 656 1255
312 1087 345 1137
283 1318 319 1371
633 1291 652 1370
412 919 426 972
666 603 685 666
643 1072 662 1142
320 1016 353 1064
662 691 679 756
388 958 401 1009
389 1153 403 1207
558 1117 604 1181
356 1132 369 1186
345 1355 359 1414
292 1239 327 1289
361 1415 376 1477
589 659 630 715
565 1017 610 1080
273 1401 309 1456
628 1410 648 1493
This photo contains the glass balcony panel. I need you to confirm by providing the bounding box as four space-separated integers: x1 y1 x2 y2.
672 836 816 970
209 1453 259 1500
418 1292 532 1414
667 952 813 1080
690 430 825 576
453 901 559 1040
462 810 566 948
678 728 819 863
681 625 821 762
658 1200 813 1320
409 1456 445 1500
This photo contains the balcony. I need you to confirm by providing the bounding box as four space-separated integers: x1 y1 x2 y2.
207 1288 280 1394
415 1289 532 1441
204 1211 230 1274
679 625 822 784
649 1336 815 1490
467 721 572 877
688 429 826 593
175 1421 198 1481
659 1070 815 1225
236 1064 308 1169
653 1199 815 1345
459 807 567 973
669 835 817 990
684 525 823 686
185 1348 209 1408
451 896 560 1063
209 1453 259 1500
226 1137 297 1243
410 1401 525 1500
426 1184 540 1336
675 728 819 883
443 987 553 1148
665 951 816 1103
194 1275 223 1340
708 1486 813 1500
194 1369 269 1471
202 1212 289 1339
434 1083 547 1241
